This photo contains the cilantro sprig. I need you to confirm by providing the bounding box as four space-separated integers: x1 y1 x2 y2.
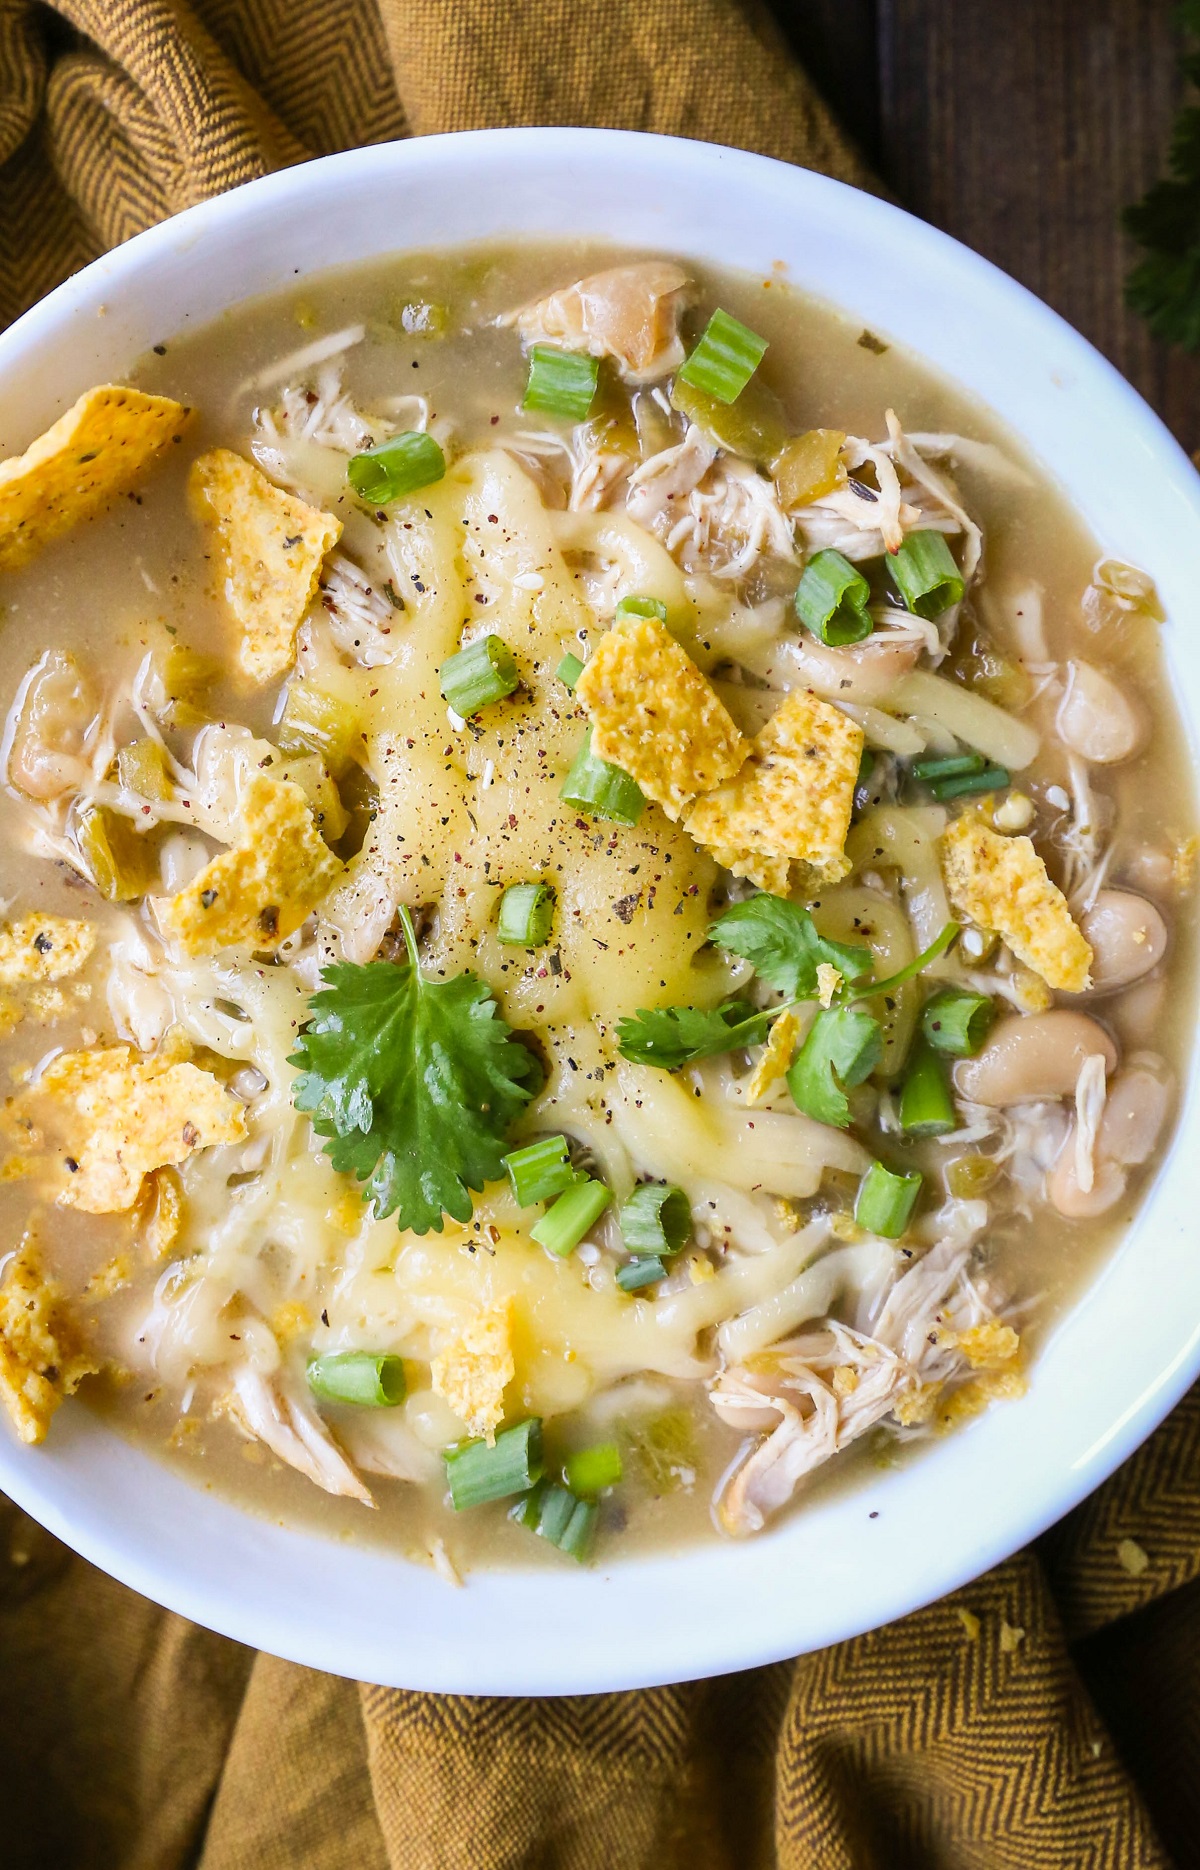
1124 2 1200 349
290 908 535 1235
615 897 958 1076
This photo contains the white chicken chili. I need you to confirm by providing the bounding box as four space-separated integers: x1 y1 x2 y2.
0 244 1191 1573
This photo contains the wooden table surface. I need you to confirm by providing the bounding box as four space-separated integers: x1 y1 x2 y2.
778 0 1200 448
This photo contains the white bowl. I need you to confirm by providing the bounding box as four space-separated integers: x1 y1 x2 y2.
1 129 1198 1694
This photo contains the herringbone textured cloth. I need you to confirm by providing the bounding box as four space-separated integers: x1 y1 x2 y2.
0 4 1195 1866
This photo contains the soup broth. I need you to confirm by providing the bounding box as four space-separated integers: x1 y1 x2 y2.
0 242 1191 1575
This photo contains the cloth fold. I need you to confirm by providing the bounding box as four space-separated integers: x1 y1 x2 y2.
0 3 1194 1866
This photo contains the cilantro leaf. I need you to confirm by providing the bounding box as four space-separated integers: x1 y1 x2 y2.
615 999 772 1070
1124 8 1200 349
785 1006 882 1129
289 921 534 1235
708 895 874 999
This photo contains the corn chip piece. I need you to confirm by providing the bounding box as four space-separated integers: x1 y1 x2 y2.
0 385 191 572
431 1301 514 1445
0 1231 98 1443
940 814 1092 992
576 612 747 819
189 448 341 683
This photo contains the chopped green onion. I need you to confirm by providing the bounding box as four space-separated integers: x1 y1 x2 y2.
560 726 644 826
616 1255 667 1292
930 765 1011 801
347 431 445 503
531 1176 611 1256
911 751 985 783
795 550 872 646
922 988 996 1057
503 1134 578 1206
445 1417 544 1509
564 1442 623 1496
522 345 598 420
439 634 519 715
615 595 668 624
889 530 965 619
497 881 555 947
306 1351 406 1408
556 651 585 690
787 1005 882 1129
678 308 768 404
854 1161 923 1238
509 1481 598 1560
898 1036 958 1136
619 1182 691 1257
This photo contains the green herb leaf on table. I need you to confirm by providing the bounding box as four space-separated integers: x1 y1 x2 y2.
614 999 773 1070
1124 3 1200 350
289 909 534 1235
786 1005 882 1129
708 896 874 999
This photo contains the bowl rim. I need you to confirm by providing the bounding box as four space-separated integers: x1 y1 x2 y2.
1 125 1199 1695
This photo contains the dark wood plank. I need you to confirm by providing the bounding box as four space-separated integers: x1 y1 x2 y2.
770 0 882 169
876 0 1200 446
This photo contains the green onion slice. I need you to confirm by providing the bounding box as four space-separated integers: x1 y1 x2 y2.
911 752 986 784
930 765 1011 801
889 530 965 619
497 881 555 947
306 1351 406 1408
786 1005 882 1129
616 1255 668 1292
564 1442 623 1496
522 345 599 420
530 1176 611 1257
922 988 996 1057
503 1134 578 1206
445 1417 544 1510
556 651 585 690
678 308 768 404
509 1481 598 1560
898 1036 958 1137
439 634 519 716
615 595 668 624
347 431 446 504
795 550 872 647
560 726 645 826
619 1182 691 1257
854 1161 923 1239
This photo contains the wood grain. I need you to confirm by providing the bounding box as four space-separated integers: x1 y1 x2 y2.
780 0 1200 445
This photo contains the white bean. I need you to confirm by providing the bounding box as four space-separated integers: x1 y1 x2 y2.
1077 890 1168 993
953 1010 1117 1106
1047 1148 1126 1219
1048 1067 1170 1218
1056 660 1143 764
1098 1067 1170 1167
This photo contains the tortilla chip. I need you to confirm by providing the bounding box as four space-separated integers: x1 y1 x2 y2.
575 612 748 819
0 1231 98 1444
0 385 191 573
940 814 1092 992
687 690 862 895
189 448 342 683
157 771 343 956
31 1045 246 1213
744 1009 801 1106
431 1301 514 1445
0 913 95 985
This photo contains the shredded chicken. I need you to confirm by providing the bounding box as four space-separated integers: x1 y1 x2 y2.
1073 1053 1109 1195
712 1205 1014 1535
308 553 399 668
224 1366 374 1506
626 426 795 577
